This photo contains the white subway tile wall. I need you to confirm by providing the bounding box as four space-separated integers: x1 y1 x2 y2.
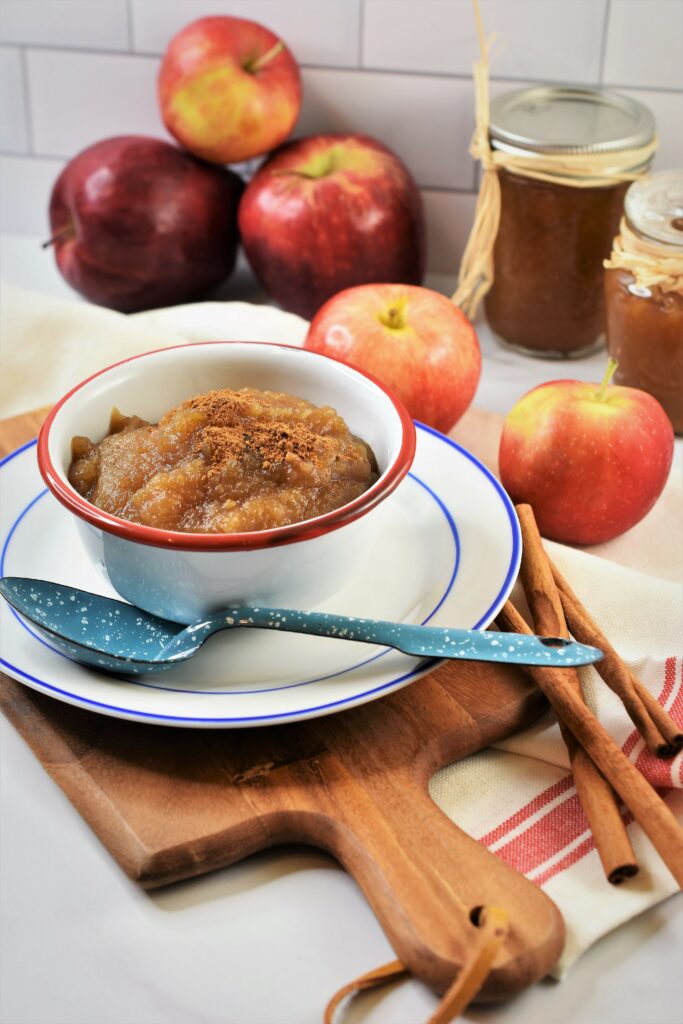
0 154 65 235
0 47 29 153
363 0 608 82
622 88 683 172
603 0 683 90
27 49 167 156
1 0 682 274
0 0 130 51
422 189 477 272
298 68 475 190
130 0 361 66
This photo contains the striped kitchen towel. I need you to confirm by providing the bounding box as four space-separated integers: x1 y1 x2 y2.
439 411 683 974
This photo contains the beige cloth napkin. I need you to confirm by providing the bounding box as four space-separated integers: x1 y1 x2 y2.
1 280 681 976
0 281 308 419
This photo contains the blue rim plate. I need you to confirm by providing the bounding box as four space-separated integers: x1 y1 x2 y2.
0 425 521 727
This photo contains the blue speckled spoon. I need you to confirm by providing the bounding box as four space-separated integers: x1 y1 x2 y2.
0 577 602 677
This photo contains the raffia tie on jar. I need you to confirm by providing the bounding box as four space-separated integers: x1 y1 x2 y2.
604 170 683 433
452 0 658 337
605 217 683 295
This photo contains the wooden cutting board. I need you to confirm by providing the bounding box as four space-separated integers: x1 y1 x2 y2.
0 408 565 1003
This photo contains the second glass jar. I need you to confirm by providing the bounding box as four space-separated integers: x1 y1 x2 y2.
605 170 683 434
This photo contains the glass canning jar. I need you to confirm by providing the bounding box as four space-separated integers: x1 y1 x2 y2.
605 171 683 434
484 87 655 358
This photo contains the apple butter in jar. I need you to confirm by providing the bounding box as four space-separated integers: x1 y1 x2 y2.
484 87 655 358
605 170 683 434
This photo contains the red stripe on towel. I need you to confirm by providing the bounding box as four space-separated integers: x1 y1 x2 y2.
479 658 681 882
478 776 574 847
492 793 587 875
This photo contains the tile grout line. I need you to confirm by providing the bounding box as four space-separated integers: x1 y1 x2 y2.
18 46 35 155
598 0 612 85
0 148 480 200
5 40 132 58
124 0 134 52
357 0 365 68
3 41 682 94
600 80 683 96
0 150 66 163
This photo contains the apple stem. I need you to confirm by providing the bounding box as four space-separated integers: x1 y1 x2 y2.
596 357 618 401
41 226 73 249
379 306 406 330
248 40 284 73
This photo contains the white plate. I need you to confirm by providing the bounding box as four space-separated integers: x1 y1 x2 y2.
0 425 521 727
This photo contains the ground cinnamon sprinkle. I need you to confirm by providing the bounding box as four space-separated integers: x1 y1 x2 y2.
188 390 333 472
187 388 256 426
197 422 332 473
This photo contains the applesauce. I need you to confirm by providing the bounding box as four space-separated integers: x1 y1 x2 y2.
605 270 683 432
68 387 378 533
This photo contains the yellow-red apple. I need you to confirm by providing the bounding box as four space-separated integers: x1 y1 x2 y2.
158 16 301 164
239 133 425 318
499 362 674 545
304 284 480 432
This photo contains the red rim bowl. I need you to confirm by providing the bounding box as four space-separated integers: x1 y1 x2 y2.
37 341 416 552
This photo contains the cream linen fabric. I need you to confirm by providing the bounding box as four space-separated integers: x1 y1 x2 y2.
0 281 309 419
1 281 681 977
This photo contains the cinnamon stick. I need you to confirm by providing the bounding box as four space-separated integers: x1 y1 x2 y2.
632 676 683 756
497 601 683 888
551 562 682 758
515 504 638 884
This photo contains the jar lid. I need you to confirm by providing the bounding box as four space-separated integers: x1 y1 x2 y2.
489 86 655 157
625 170 683 248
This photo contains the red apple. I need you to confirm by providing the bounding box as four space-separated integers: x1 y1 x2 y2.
47 136 243 313
304 284 480 432
239 133 425 319
158 16 301 164
499 361 675 545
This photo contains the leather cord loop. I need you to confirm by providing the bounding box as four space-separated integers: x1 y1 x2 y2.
324 905 510 1024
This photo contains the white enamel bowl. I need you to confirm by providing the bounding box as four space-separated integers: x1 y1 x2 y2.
37 342 415 623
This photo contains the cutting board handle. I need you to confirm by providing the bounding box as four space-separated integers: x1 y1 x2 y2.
302 768 564 1000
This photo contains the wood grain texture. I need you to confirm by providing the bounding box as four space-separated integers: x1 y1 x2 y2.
0 406 49 451
0 409 565 1001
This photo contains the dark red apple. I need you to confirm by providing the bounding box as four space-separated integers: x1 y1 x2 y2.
158 16 301 164
499 361 675 545
305 283 480 432
47 136 243 313
238 133 425 319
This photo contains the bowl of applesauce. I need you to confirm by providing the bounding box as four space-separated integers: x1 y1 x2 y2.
37 342 415 622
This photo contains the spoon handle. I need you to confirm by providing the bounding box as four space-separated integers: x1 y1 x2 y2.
219 607 602 668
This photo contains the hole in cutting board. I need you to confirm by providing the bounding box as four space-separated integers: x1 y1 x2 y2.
469 905 484 926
